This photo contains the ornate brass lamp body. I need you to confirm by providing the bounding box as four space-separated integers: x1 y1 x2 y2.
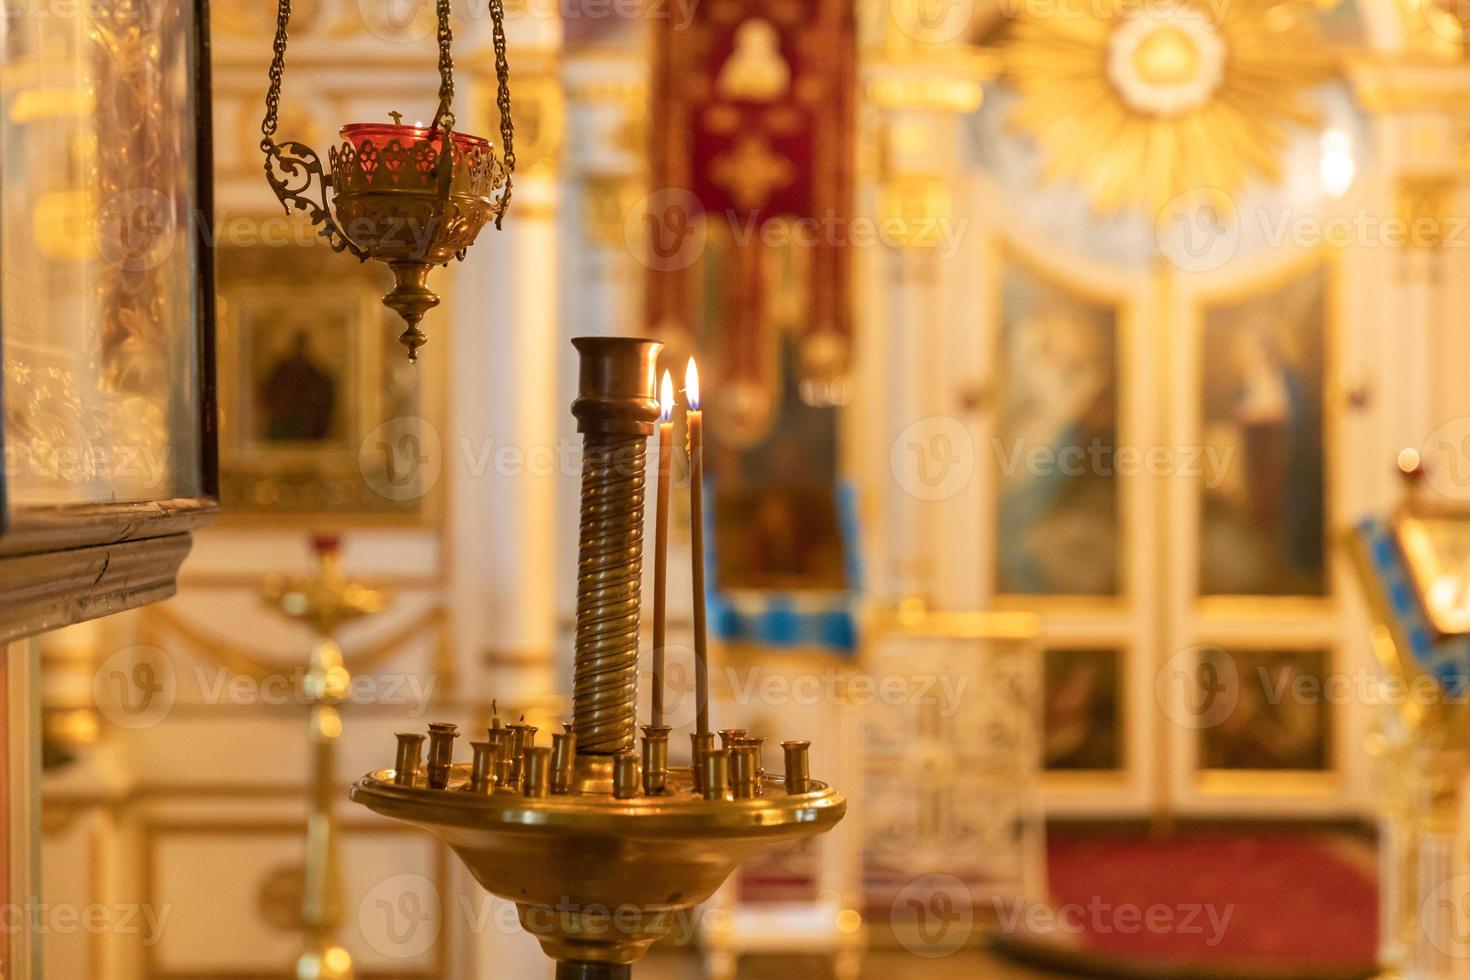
351 339 846 979
260 0 515 361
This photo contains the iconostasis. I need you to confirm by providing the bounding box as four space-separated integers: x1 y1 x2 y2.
878 0 1456 819
950 7 1363 816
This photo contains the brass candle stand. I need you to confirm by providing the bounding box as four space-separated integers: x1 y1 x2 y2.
351 338 846 978
263 536 390 980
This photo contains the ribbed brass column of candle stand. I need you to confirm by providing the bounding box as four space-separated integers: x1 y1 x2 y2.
569 337 662 760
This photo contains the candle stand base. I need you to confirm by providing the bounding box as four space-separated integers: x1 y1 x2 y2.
557 961 632 980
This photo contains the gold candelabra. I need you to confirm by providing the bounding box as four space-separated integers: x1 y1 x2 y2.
264 536 390 980
351 338 846 979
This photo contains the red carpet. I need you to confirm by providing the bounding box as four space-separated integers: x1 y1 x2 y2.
998 829 1379 979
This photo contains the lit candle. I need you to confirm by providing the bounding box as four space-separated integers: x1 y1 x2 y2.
652 370 675 728
686 358 709 737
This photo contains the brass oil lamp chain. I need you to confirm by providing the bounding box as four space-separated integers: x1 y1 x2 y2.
259 0 516 360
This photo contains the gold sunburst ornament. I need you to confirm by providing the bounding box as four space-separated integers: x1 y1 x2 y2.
1000 0 1334 213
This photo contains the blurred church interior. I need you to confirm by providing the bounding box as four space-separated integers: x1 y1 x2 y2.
7 0 1470 976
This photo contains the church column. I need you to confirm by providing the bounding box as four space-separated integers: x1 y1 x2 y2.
451 20 566 978
855 52 985 609
448 32 564 715
557 55 651 648
1351 64 1470 504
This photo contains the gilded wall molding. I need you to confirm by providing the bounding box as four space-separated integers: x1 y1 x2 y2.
579 173 645 246
1395 173 1461 250
140 603 450 686
1351 58 1470 114
142 819 451 980
865 73 986 113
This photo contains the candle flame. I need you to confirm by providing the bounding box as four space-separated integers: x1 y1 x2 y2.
660 370 675 423
686 358 700 411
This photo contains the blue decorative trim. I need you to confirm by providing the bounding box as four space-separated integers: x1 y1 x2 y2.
703 480 861 656
1358 516 1470 696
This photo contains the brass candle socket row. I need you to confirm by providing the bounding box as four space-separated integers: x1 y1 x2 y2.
394 719 567 798
390 723 816 803
699 730 763 801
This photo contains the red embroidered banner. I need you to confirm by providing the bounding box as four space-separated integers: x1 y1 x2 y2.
647 0 856 417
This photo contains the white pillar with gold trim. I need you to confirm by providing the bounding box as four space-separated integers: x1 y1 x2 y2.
854 50 987 610
557 52 652 655
452 17 566 978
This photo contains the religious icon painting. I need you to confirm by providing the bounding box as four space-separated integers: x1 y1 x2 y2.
1198 265 1328 598
243 297 357 450
215 241 437 524
1196 646 1333 773
994 256 1122 597
1043 648 1124 772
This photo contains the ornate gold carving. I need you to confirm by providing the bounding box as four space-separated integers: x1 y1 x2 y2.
561 78 649 106
878 175 954 250
3 0 191 507
580 174 645 246
140 603 447 683
213 0 323 37
1395 174 1459 249
709 135 797 210
866 74 990 113
1000 0 1333 212
476 73 563 175
327 133 505 262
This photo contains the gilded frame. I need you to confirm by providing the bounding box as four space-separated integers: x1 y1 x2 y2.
987 235 1139 613
1185 246 1342 616
211 223 446 530
1187 635 1344 792
1038 640 1132 783
1171 247 1347 802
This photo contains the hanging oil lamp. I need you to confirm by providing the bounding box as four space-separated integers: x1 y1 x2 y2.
259 0 515 361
